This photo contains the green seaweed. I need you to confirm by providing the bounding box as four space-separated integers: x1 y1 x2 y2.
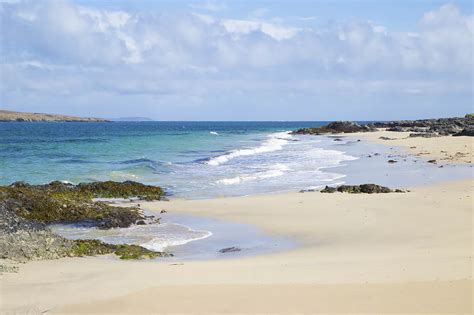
0 180 164 228
72 239 171 260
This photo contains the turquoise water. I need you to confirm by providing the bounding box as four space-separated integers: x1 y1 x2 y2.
1 121 349 198
1 121 472 199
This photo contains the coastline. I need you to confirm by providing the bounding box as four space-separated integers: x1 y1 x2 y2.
1 132 473 314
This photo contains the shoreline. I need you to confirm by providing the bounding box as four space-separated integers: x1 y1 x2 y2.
1 133 473 314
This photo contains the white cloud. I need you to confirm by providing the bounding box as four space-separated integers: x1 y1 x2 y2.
0 1 472 119
190 0 226 12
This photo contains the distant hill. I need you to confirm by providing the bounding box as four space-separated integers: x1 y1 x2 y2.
0 110 109 122
112 117 154 121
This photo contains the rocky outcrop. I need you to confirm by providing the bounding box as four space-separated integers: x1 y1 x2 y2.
0 110 109 122
373 114 474 136
320 184 404 194
0 189 171 271
0 181 164 228
293 121 375 135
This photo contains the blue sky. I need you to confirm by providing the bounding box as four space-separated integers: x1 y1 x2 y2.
1 0 473 120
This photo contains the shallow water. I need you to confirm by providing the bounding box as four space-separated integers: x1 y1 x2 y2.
50 212 295 260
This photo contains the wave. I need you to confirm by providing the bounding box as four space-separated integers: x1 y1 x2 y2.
119 158 157 164
206 132 292 166
209 131 219 136
216 163 290 185
140 224 213 251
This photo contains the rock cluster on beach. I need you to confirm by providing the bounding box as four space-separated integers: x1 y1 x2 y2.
292 121 376 135
320 184 405 194
0 180 170 271
372 114 474 137
292 114 473 137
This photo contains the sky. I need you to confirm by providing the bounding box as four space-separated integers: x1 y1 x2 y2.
0 0 473 120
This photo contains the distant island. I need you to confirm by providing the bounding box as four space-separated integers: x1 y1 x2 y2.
0 110 109 122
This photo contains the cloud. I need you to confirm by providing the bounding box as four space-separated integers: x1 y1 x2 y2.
0 1 472 119
190 0 226 12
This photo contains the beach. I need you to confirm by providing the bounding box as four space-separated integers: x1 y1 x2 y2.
1 132 472 314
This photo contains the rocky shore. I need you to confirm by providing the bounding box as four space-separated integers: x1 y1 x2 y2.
0 181 170 272
0 110 109 122
292 121 375 135
372 114 474 137
292 114 474 137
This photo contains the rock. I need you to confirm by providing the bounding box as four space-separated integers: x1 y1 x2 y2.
219 247 241 253
320 184 404 194
160 209 167 214
427 159 437 164
292 121 376 135
299 189 315 193
453 126 474 136
136 220 146 225
388 159 397 163
379 136 396 140
0 180 164 228
409 133 441 138
0 201 171 265
374 116 473 136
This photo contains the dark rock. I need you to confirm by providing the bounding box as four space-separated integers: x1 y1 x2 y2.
427 159 437 164
160 209 167 214
292 121 376 135
388 159 397 163
219 247 241 253
373 115 473 136
319 186 337 193
320 184 404 194
409 133 441 138
379 136 396 140
136 220 146 225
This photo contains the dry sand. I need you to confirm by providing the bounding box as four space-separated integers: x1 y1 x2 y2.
1 134 473 314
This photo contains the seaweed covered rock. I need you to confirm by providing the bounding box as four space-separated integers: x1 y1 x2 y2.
0 180 164 228
293 121 375 135
72 240 171 260
77 181 164 200
0 202 170 268
320 184 404 194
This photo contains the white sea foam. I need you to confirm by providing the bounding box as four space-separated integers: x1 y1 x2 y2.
209 131 219 135
216 163 290 185
140 224 213 251
206 131 292 166
50 222 212 252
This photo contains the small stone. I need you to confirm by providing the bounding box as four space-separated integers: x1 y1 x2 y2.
219 247 241 253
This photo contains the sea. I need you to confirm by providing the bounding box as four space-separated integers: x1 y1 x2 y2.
2 121 472 257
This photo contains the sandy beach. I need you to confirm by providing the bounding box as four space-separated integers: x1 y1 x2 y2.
1 132 473 314
353 130 473 164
